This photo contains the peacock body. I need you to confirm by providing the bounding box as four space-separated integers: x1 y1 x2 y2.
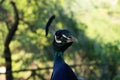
45 15 78 80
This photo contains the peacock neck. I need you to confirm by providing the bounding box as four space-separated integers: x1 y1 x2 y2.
54 50 64 63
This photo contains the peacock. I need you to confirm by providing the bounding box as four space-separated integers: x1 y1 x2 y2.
45 15 78 80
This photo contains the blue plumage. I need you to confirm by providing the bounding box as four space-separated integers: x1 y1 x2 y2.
51 51 78 80
51 30 78 80
45 15 78 80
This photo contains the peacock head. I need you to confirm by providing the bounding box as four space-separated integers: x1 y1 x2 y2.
53 30 77 52
45 15 77 52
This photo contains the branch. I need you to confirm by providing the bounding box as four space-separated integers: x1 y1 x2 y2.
4 1 19 46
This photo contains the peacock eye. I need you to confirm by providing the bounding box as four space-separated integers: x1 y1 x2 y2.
55 32 62 39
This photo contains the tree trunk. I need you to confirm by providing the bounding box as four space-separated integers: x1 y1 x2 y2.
4 46 13 80
4 1 19 80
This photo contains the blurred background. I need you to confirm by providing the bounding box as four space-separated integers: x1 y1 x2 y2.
0 0 120 80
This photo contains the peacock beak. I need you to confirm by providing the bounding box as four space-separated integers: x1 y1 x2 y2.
66 36 78 43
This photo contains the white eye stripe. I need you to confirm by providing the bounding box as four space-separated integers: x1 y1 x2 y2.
62 34 70 39
55 35 62 43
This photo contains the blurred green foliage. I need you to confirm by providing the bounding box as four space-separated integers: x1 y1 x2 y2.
0 0 120 80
